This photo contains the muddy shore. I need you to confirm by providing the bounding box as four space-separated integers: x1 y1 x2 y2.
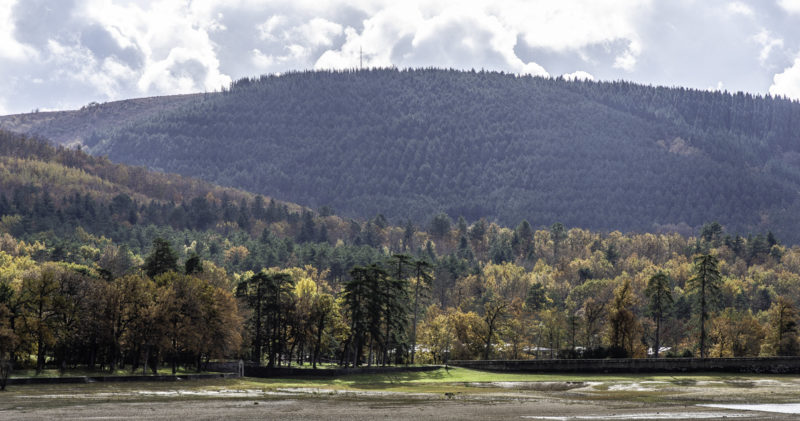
3 374 800 420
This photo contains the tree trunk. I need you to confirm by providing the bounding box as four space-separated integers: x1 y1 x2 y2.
483 323 494 360
88 335 97 370
0 359 9 391
411 276 421 364
151 350 158 375
368 337 374 367
700 283 707 358
142 345 150 375
171 337 177 375
654 314 661 358
36 337 45 374
313 315 325 369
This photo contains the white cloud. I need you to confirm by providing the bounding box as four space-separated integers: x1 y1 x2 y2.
1 0 799 114
706 81 725 91
294 18 343 48
314 4 549 75
563 71 595 81
404 11 547 75
315 27 364 69
251 48 274 69
777 0 800 13
137 46 231 94
1 0 649 112
46 40 114 97
317 3 425 69
753 29 784 66
0 0 37 61
769 57 800 99
727 2 754 16
493 0 648 52
78 0 232 95
612 40 641 72
258 15 288 41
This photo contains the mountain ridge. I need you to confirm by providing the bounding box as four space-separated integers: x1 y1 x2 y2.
3 69 800 241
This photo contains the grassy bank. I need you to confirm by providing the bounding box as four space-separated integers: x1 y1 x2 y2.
232 367 800 394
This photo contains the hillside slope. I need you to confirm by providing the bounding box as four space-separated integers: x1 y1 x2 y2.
7 69 800 241
0 94 201 147
0 130 314 244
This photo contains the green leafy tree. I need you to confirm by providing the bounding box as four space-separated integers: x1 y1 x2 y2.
19 263 61 373
763 296 800 356
310 292 335 369
0 281 15 390
525 282 549 312
482 295 508 360
607 278 640 357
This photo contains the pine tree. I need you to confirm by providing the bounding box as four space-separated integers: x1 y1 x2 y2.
688 254 721 358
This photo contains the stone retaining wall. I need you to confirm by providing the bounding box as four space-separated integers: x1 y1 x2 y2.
450 357 800 374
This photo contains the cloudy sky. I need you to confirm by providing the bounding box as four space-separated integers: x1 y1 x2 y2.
1 0 800 115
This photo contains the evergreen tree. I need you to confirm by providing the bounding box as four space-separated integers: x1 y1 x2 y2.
144 238 179 279
645 271 673 358
184 252 203 275
688 254 721 358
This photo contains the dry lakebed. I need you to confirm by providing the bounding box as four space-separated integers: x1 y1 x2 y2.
3 368 800 420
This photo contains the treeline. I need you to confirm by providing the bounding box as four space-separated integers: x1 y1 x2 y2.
0 233 432 374
4 217 800 378
82 68 800 241
0 237 241 377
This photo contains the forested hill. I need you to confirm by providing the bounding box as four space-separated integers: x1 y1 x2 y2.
8 69 800 241
0 93 200 147
5 130 800 368
0 130 309 251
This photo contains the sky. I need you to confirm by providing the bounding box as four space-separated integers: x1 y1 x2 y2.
1 0 800 115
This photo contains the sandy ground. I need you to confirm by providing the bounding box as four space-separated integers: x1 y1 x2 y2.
3 377 800 420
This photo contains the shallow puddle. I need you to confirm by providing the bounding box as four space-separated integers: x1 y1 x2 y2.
467 381 587 391
700 403 800 414
521 412 751 419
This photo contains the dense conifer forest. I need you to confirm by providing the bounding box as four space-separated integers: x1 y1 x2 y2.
3 131 800 378
6 69 798 241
